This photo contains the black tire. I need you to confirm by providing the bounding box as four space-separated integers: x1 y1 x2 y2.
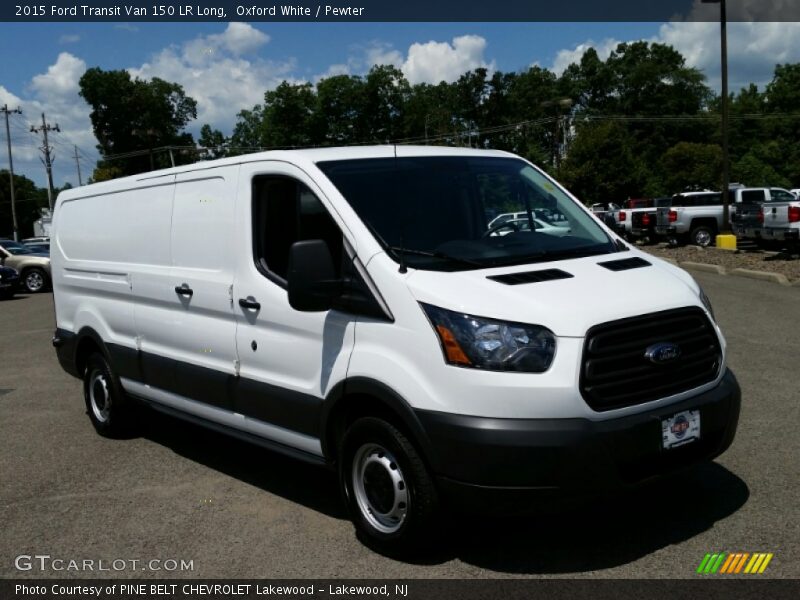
22 267 49 293
340 417 439 554
83 353 133 437
690 225 715 248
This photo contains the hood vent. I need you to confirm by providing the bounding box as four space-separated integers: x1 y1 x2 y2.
598 257 651 272
488 269 574 285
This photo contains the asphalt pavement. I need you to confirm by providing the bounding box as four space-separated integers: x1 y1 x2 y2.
1 271 798 578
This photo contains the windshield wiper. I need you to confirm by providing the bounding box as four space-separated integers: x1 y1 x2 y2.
388 246 485 268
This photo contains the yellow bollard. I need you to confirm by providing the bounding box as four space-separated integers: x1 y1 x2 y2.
716 234 737 250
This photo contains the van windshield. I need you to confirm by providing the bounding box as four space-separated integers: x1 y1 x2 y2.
317 156 616 271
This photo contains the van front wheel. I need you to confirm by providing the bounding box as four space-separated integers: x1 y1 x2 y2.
83 353 133 437
340 417 439 554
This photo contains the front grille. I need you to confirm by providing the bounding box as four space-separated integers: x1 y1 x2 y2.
580 307 721 411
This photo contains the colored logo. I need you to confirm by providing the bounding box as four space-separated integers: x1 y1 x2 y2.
697 552 774 574
644 342 681 365
671 415 690 438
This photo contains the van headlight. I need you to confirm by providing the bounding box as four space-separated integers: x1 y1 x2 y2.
420 303 556 372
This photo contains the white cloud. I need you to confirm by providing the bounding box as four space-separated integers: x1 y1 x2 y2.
59 34 80 44
364 42 404 69
551 38 620 75
129 24 292 132
30 52 86 97
0 85 24 107
401 35 494 85
550 22 800 92
0 53 95 189
657 21 800 91
314 63 352 82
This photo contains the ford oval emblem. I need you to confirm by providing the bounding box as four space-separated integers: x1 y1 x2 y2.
645 342 681 365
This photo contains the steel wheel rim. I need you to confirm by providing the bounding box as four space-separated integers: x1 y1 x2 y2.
25 271 44 292
89 369 111 423
352 443 409 534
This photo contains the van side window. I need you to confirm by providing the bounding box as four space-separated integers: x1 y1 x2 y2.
252 176 344 285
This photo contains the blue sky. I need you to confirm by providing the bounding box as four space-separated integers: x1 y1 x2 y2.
1 21 797 188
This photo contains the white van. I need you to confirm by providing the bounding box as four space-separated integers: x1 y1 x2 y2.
51 146 740 552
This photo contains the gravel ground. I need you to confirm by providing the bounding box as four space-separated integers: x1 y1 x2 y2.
642 243 800 283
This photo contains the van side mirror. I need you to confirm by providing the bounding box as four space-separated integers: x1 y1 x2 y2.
287 240 341 312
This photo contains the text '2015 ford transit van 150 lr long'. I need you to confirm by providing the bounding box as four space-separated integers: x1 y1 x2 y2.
51 146 740 552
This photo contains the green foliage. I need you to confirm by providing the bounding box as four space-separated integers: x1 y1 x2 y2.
71 42 800 197
79 67 198 177
557 122 648 202
0 170 49 238
198 124 228 159
659 143 723 193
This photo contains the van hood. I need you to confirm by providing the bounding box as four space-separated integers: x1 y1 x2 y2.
405 252 702 337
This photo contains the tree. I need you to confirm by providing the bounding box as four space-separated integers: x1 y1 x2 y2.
314 74 366 144
659 143 723 193
198 124 229 159
557 121 648 204
79 68 198 177
260 82 318 147
0 171 49 237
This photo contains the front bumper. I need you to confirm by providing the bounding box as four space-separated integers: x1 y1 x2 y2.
416 369 740 511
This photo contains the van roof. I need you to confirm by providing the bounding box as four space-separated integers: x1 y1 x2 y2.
56 145 517 200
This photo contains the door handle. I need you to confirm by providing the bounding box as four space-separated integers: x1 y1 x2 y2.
174 285 194 297
239 298 261 310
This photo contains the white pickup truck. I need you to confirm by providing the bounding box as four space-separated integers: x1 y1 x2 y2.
761 195 800 248
656 188 795 247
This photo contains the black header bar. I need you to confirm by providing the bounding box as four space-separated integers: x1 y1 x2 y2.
3 1 800 23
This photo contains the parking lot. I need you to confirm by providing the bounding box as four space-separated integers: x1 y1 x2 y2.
1 271 798 579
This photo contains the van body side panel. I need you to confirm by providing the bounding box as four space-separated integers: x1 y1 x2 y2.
232 161 356 434
160 169 240 410
53 182 175 367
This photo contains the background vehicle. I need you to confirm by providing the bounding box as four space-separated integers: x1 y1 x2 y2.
23 242 50 255
730 188 795 245
22 236 50 245
630 198 671 243
617 199 656 241
0 239 52 293
0 265 20 299
493 217 571 237
658 188 796 247
761 193 800 250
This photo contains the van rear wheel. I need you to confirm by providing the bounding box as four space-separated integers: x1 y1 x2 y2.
340 417 439 554
83 353 133 437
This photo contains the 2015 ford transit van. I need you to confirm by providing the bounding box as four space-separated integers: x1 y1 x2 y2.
51 146 740 552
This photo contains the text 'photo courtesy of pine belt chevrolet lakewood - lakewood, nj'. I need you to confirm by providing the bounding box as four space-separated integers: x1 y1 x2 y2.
50 145 740 553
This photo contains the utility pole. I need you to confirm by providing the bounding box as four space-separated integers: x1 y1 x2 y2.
1 104 22 241
73 145 83 186
702 0 730 235
31 112 60 211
